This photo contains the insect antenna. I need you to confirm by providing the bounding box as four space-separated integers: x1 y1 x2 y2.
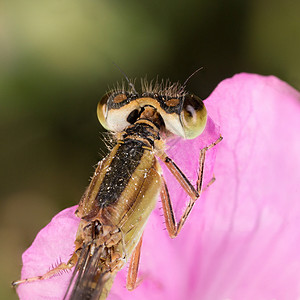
112 62 137 94
182 67 204 89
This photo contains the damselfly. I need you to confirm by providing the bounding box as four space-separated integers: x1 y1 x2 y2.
13 78 222 299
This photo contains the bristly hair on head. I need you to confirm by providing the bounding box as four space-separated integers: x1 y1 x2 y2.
141 77 187 98
108 77 187 99
109 64 203 98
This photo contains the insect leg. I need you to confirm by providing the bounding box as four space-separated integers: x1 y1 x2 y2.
12 248 81 286
203 176 216 192
126 235 143 291
159 136 222 238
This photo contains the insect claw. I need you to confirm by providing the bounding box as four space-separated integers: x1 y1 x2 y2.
11 281 18 287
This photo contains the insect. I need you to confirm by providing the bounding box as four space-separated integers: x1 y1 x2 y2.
13 77 222 299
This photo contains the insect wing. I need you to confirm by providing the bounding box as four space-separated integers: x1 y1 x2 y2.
64 244 108 300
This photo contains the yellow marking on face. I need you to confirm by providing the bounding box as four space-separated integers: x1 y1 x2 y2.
98 91 207 140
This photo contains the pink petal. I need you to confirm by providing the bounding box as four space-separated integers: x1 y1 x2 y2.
17 73 300 300
17 206 79 300
199 73 300 300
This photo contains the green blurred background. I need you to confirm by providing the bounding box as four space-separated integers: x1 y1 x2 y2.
1 0 299 298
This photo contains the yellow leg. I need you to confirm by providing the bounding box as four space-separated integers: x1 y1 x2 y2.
126 235 143 291
159 136 223 238
12 249 80 286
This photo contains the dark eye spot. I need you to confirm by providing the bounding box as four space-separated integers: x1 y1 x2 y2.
127 109 140 124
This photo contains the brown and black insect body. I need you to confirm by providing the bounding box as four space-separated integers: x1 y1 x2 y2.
13 78 222 300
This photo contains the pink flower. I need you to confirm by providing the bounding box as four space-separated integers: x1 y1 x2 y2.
17 73 300 300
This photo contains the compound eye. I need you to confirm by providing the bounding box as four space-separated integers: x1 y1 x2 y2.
180 94 207 139
97 93 110 130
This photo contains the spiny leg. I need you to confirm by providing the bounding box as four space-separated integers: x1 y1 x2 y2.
159 136 222 238
126 235 143 291
12 248 81 286
203 176 216 192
